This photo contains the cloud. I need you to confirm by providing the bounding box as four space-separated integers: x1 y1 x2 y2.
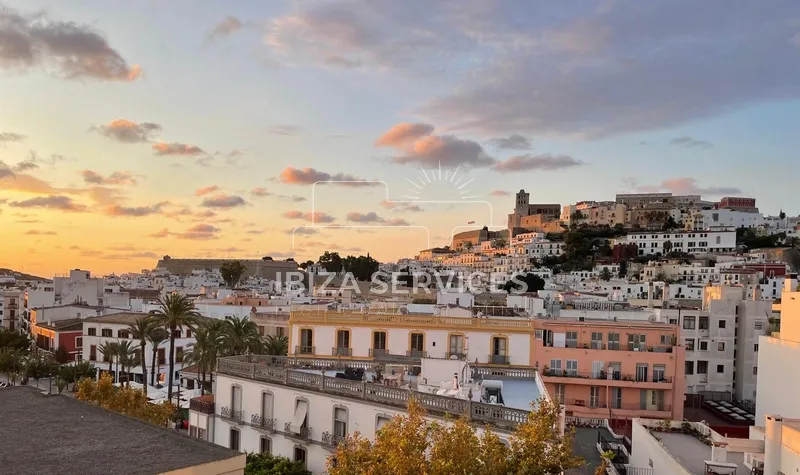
0 132 25 143
201 193 246 208
492 154 582 173
195 185 220 196
104 203 163 217
176 224 221 240
13 159 38 172
282 210 336 223
0 5 141 81
93 119 161 143
24 230 56 236
152 142 205 156
659 178 741 196
375 122 435 147
0 161 13 179
379 201 423 212
268 125 302 136
669 136 713 149
208 16 243 40
376 122 495 168
148 228 170 238
278 194 307 202
278 167 378 186
490 190 510 196
80 170 138 185
104 251 159 260
345 211 409 225
488 134 533 150
251 187 271 197
9 195 87 212
286 227 319 235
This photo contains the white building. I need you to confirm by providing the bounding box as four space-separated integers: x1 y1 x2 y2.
196 356 550 473
685 209 765 231
0 289 23 331
616 230 737 256
81 312 196 386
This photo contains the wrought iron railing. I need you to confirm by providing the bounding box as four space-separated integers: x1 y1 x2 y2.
220 406 244 423
445 351 466 360
406 350 427 358
321 431 344 448
488 354 510 365
295 345 315 355
251 414 276 432
333 347 352 357
189 398 214 414
284 422 312 441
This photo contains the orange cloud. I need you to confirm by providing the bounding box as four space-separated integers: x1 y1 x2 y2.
93 119 161 143
282 210 335 223
195 185 220 196
375 122 434 147
152 142 205 156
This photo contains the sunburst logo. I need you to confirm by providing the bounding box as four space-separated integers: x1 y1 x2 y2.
400 163 480 201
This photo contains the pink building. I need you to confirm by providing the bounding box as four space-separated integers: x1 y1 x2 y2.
535 319 685 421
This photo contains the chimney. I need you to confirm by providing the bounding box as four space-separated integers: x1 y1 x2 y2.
647 282 654 308
786 273 798 293
753 285 762 301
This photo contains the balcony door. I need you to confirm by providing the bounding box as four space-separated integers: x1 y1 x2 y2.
373 331 387 355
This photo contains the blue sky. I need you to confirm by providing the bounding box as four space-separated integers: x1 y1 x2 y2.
1 0 799 276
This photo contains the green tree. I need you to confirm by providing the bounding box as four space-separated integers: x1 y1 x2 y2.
183 320 223 395
98 341 118 381
662 240 673 255
53 345 69 364
220 260 247 288
149 294 200 401
661 216 679 230
503 273 546 293
77 373 176 426
298 260 315 270
341 254 379 281
327 398 582 475
24 354 51 386
220 315 263 356
599 268 612 281
0 348 25 385
129 315 156 394
147 328 168 386
0 328 32 353
116 340 138 387
264 335 289 356
319 251 344 273
245 452 310 475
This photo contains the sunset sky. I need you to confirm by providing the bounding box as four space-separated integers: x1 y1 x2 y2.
2 1 799 278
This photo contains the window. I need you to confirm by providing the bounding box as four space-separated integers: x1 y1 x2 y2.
685 361 694 375
294 447 307 467
88 327 96 336
299 329 313 353
636 363 648 382
699 317 709 330
373 331 387 354
261 392 274 422
628 333 646 351
290 400 309 434
186 328 192 338
176 347 183 362
277 327 285 337
189 426 197 438
410 333 425 354
448 334 464 357
683 316 696 330
89 345 97 361
755 321 764 330
229 428 240 451
101 329 112 337
697 361 708 374
699 340 708 351
173 329 182 339
660 334 670 345
231 385 242 413
75 337 83 348
685 338 695 351
555 384 565 403
336 330 350 349
334 407 348 439
718 342 725 352
653 365 666 382
718 320 727 329
589 386 600 408
260 437 271 454
376 415 391 432
717 364 724 373
118 330 129 339
549 359 562 375
607 332 620 350
753 367 758 375
754 344 759 352
591 332 603 349
611 388 622 409
565 331 578 348
157 348 166 365
491 336 507 364
566 360 578 376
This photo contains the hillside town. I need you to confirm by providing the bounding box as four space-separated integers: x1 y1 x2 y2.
2 190 800 474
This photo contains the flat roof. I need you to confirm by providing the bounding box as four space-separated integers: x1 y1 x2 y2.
0 386 241 475
656 432 749 475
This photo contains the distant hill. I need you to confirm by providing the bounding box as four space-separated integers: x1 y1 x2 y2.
0 268 49 282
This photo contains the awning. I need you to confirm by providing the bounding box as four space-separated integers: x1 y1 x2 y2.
290 400 308 433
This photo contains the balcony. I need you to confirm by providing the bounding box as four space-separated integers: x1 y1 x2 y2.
284 422 312 442
488 354 510 365
189 397 214 415
564 398 608 409
251 414 276 432
542 369 673 385
321 431 344 450
220 406 244 424
406 350 427 359
369 348 387 357
295 345 315 355
446 351 466 360
333 347 352 357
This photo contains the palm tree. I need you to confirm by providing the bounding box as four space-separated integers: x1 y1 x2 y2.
219 315 263 356
116 340 138 387
98 342 118 382
149 294 200 401
147 328 168 386
129 316 156 393
183 321 223 395
264 335 289 356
